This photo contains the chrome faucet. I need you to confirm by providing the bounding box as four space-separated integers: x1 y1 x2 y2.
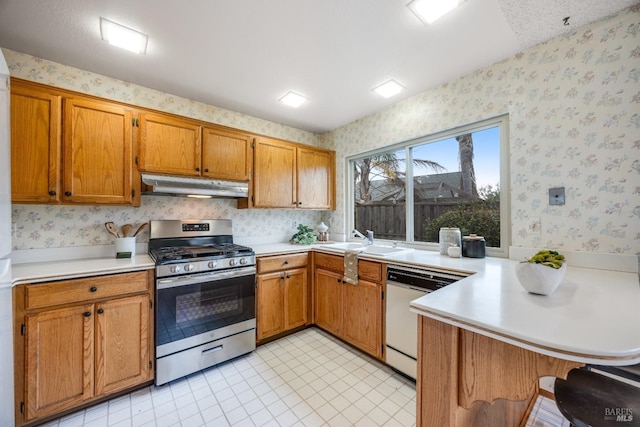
353 229 374 245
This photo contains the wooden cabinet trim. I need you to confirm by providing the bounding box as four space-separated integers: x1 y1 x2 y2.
358 260 384 283
257 253 309 274
25 271 149 310
313 252 344 274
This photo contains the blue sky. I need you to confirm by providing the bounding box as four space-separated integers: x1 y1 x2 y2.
411 126 500 189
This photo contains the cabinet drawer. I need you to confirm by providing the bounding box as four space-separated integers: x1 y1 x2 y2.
258 253 308 274
314 252 344 273
358 260 384 283
26 271 149 310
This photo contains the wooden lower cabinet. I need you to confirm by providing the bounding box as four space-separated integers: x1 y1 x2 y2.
314 268 343 336
25 304 94 421
313 253 384 359
342 278 382 358
256 253 309 341
95 294 150 396
14 271 153 426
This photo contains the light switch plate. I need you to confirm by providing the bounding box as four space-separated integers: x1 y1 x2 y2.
549 187 565 205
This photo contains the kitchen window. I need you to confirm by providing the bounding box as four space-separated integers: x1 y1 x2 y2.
348 115 510 257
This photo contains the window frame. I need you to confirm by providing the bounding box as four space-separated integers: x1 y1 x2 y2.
346 114 510 258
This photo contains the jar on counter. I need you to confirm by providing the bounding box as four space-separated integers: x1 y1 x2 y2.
462 234 486 258
439 227 461 255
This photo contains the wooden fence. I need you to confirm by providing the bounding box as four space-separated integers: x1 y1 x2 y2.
355 200 462 241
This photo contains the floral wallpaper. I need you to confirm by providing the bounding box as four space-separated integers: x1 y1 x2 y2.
3 48 322 251
324 6 640 255
5 5 640 256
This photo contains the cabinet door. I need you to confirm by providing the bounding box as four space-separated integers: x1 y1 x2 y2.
314 268 343 336
24 304 94 421
342 279 383 358
297 147 334 209
138 112 202 176
202 127 252 181
95 294 150 396
10 82 61 203
63 97 134 204
257 272 285 340
285 268 308 330
253 137 296 208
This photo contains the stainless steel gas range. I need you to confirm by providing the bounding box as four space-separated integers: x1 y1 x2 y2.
149 219 256 385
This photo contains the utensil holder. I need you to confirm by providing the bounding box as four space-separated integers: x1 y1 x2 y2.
114 237 136 258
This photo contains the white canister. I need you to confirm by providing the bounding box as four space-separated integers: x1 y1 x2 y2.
439 228 461 255
114 237 136 258
447 245 461 258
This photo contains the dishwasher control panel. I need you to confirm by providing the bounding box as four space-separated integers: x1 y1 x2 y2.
386 264 468 293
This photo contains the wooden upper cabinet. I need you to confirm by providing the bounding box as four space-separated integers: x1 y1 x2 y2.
10 79 139 206
63 98 134 204
138 112 202 176
10 81 62 203
202 126 252 181
253 137 297 208
249 137 335 209
297 147 335 209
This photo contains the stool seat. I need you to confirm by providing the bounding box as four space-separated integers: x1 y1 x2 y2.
554 367 640 427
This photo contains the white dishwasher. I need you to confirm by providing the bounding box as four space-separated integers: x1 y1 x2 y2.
385 264 467 379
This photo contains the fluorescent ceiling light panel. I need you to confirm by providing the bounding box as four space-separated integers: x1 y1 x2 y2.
407 0 462 24
279 91 308 108
100 18 148 54
373 80 404 98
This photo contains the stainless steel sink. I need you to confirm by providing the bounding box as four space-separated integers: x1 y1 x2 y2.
320 242 413 257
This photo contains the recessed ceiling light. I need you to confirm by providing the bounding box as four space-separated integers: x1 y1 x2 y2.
373 80 404 98
100 18 148 54
407 0 464 24
279 91 308 108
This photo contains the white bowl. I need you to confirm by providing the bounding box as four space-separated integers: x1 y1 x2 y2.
515 262 567 295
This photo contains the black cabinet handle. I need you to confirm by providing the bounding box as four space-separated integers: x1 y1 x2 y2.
65 191 71 196
337 278 341 283
284 260 289 265
84 311 91 317
286 275 290 279
48 191 56 196
204 168 209 172
97 308 104 314
90 286 97 292
195 167 200 172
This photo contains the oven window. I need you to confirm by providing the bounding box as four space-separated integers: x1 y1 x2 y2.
156 274 255 347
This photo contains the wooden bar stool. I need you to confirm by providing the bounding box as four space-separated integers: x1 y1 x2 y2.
554 365 640 427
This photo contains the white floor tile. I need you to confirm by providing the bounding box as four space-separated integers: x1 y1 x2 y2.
41 327 568 427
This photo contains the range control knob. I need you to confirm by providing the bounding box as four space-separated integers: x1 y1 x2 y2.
184 264 194 272
239 258 248 265
170 265 181 273
208 261 218 269
229 258 238 266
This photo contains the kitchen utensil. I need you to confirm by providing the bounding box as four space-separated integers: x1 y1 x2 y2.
105 222 120 238
121 224 133 237
132 222 148 237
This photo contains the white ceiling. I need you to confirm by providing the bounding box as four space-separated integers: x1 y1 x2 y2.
0 0 635 134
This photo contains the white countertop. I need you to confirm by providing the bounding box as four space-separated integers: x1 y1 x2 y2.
12 242 640 366
409 258 640 365
12 255 155 285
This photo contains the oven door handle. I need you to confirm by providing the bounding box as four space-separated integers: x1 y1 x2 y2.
157 266 256 289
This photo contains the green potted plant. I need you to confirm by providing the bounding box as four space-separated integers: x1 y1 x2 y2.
515 249 567 295
290 224 317 245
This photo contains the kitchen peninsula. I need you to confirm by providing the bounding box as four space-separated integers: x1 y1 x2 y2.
410 260 640 427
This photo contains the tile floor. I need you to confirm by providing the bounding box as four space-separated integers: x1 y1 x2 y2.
42 328 568 427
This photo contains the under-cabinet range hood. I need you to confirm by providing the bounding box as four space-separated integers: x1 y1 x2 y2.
141 173 248 198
